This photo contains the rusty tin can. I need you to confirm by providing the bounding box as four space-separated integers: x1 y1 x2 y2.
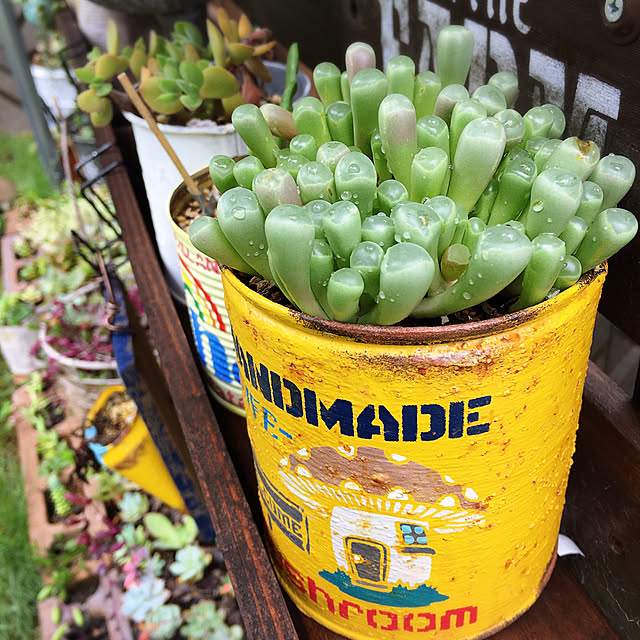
221 265 606 640
168 171 245 415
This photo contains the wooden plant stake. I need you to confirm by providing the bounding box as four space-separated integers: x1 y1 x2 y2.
117 72 212 214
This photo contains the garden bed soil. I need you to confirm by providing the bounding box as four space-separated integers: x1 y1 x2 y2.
39 591 115 640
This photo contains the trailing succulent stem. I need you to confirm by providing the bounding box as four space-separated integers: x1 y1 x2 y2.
189 26 638 326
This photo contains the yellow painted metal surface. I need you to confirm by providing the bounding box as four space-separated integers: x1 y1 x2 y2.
168 175 245 415
89 386 187 512
222 268 606 639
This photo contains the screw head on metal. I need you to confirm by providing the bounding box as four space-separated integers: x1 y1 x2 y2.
604 0 624 22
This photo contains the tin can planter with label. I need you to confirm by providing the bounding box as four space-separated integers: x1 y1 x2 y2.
168 170 245 415
220 265 605 640
185 24 638 638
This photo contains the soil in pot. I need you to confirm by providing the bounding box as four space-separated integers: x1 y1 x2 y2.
90 390 137 447
173 188 213 234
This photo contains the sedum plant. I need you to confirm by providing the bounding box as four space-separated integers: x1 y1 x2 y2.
143 603 183 640
120 575 170 623
76 9 276 126
182 601 244 640
190 26 637 326
143 512 199 550
168 544 213 583
0 292 36 327
117 491 150 523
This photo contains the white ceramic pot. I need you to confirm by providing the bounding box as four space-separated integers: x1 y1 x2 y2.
124 112 246 301
30 64 78 120
0 325 42 375
125 60 311 302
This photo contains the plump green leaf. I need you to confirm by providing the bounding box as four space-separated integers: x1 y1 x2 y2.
175 21 203 48
106 19 119 55
95 53 128 80
200 66 239 99
158 78 179 94
157 92 180 103
180 94 203 111
95 82 113 97
74 66 95 84
140 76 184 114
77 88 104 113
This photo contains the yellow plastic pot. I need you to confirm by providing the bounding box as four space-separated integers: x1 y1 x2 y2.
221 266 606 640
87 386 186 512
168 170 245 416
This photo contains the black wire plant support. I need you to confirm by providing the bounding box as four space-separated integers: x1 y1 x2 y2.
71 143 127 275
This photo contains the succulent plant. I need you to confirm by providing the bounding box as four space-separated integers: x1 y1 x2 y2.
190 27 637 326
75 9 277 126
143 512 199 550
143 603 183 640
0 292 36 327
182 601 244 640
117 491 150 523
47 474 73 518
120 576 170 623
114 523 148 555
168 544 213 583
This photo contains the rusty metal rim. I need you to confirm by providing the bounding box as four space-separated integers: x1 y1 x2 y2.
222 265 606 346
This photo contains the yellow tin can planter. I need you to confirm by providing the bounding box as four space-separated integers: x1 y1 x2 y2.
87 386 186 512
168 170 245 416
221 266 606 640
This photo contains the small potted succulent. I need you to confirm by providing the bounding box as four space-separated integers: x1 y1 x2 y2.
38 284 121 412
84 385 188 511
0 291 41 375
177 26 637 640
75 9 310 301
15 0 78 120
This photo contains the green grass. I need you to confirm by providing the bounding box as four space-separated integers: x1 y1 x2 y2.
0 132 42 637
0 131 56 202
0 359 41 640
